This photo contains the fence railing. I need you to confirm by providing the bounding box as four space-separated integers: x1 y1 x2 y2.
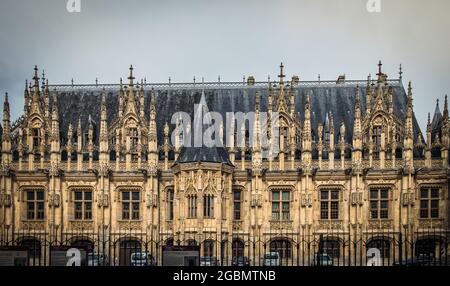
0 227 448 266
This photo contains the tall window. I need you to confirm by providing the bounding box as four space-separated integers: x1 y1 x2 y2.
420 187 439 218
372 126 382 146
233 190 241 220
167 189 174 220
129 128 138 147
204 240 214 257
320 190 339 219
74 190 92 220
32 128 41 149
187 195 197 218
203 195 214 218
26 190 44 220
122 191 140 220
370 188 389 219
272 190 290 220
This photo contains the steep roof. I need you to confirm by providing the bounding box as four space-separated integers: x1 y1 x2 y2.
49 79 422 147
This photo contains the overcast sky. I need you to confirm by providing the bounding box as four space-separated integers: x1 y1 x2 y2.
0 0 449 132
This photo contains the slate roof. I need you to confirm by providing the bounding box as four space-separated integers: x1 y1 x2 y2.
50 80 422 150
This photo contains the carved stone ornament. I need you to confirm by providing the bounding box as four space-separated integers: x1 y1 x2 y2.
48 193 60 207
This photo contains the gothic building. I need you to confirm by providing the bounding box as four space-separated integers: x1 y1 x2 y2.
0 63 448 265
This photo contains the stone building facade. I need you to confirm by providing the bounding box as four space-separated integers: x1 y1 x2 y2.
0 63 448 265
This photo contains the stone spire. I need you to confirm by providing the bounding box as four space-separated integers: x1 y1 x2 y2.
2 93 11 164
50 94 60 164
24 80 29 116
128 65 135 86
99 89 109 165
403 82 414 169
30 66 43 117
443 94 448 121
302 92 312 166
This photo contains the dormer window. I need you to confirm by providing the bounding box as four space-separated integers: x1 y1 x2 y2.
32 128 41 150
372 126 382 146
129 128 138 148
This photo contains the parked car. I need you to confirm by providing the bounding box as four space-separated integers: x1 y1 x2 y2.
311 253 333 266
200 256 218 266
232 256 250 266
87 253 108 266
393 254 436 266
263 252 280 266
130 252 156 266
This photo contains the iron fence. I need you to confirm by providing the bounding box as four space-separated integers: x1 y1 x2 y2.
0 226 448 266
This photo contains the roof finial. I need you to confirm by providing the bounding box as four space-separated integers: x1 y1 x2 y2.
95 77 98 86
128 65 135 86
444 94 448 119
193 76 196 85
41 69 46 90
33 65 40 89
377 60 382 76
168 76 171 85
318 74 321 83
407 81 412 97
399 64 403 81
278 62 285 84
5 92 8 103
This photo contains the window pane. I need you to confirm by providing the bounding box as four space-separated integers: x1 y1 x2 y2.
370 201 377 209
27 191 34 201
370 190 378 199
420 200 428 209
431 189 439 198
420 189 429 198
272 202 279 211
420 209 428 219
84 191 92 200
380 190 388 199
75 202 82 211
27 202 34 212
123 203 129 210
234 191 241 201
37 202 44 211
371 210 378 219
272 192 280 201
430 200 439 208
36 191 44 201
122 192 130 201
74 191 82 201
331 191 339 200
282 191 290 201
431 209 439 218
132 192 140 201
380 201 388 209
321 191 328 200
282 202 289 211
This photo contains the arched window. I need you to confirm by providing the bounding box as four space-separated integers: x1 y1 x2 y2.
320 238 341 259
167 189 174 221
232 239 245 258
366 238 390 259
19 238 41 266
203 240 214 257
270 239 292 259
